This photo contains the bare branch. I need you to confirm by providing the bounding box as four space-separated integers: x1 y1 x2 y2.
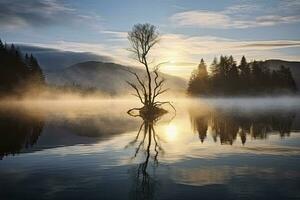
152 77 167 102
128 24 160 105
127 107 142 117
126 81 144 104
123 67 147 100
153 101 176 115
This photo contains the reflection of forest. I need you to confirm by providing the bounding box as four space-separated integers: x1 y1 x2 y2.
0 109 44 159
190 110 296 145
0 106 140 159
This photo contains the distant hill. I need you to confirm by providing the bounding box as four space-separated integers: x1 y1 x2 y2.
18 45 112 70
15 45 300 95
263 59 300 88
45 61 187 95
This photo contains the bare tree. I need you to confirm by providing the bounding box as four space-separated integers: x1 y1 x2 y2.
127 23 175 116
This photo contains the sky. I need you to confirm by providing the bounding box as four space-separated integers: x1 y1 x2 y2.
0 0 300 78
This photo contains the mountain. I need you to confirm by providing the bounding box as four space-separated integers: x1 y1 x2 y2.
18 45 112 70
45 61 187 95
263 59 300 88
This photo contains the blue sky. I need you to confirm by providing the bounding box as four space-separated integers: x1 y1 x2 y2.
1 0 300 77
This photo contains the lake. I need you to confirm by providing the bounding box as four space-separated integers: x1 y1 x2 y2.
0 98 300 200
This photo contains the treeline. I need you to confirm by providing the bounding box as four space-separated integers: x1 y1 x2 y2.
188 56 298 96
0 39 45 96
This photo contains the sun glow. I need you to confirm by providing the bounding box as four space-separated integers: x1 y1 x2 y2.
160 62 197 79
165 124 178 141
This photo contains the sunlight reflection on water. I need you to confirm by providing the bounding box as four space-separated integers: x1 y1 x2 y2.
0 97 300 200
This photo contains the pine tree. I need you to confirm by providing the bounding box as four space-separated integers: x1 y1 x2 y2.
238 56 250 93
0 39 45 96
227 56 239 94
277 65 297 93
239 56 250 79
0 39 4 49
187 58 209 95
187 55 298 96
210 57 219 79
29 54 45 85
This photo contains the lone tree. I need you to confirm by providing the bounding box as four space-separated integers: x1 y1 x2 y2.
127 23 174 117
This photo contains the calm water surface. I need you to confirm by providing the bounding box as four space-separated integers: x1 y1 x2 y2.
0 98 300 200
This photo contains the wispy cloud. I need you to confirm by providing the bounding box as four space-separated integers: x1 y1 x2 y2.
223 4 260 14
149 34 300 77
0 0 103 30
278 0 300 14
18 34 300 78
100 30 128 41
170 11 231 28
237 40 300 49
157 34 300 56
24 35 300 63
170 2 300 29
19 40 133 66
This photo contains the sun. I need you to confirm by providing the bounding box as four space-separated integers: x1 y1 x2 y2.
165 124 178 141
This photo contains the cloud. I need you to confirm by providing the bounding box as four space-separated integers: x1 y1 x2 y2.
237 40 300 49
100 31 127 38
170 2 300 29
171 11 300 29
0 0 102 30
27 35 300 63
278 0 300 14
20 41 113 57
223 4 260 14
17 44 112 70
25 35 300 60
18 35 300 78
170 11 231 28
19 40 132 66
152 34 300 77
100 31 128 41
157 34 300 56
254 15 300 26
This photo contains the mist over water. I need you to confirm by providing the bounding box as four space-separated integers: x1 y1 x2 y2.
190 96 300 110
0 96 300 200
1 0 300 198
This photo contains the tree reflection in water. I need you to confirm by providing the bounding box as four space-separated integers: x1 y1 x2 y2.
0 108 44 159
190 109 296 145
127 108 168 200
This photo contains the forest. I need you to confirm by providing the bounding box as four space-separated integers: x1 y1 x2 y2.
0 39 102 98
188 56 298 96
1 38 299 98
0 39 45 96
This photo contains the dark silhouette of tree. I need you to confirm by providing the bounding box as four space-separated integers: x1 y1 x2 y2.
238 56 250 92
28 54 45 85
239 56 250 77
0 39 45 96
227 56 239 94
187 55 298 96
187 58 209 95
250 61 271 93
209 57 220 94
126 24 175 117
275 65 298 93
